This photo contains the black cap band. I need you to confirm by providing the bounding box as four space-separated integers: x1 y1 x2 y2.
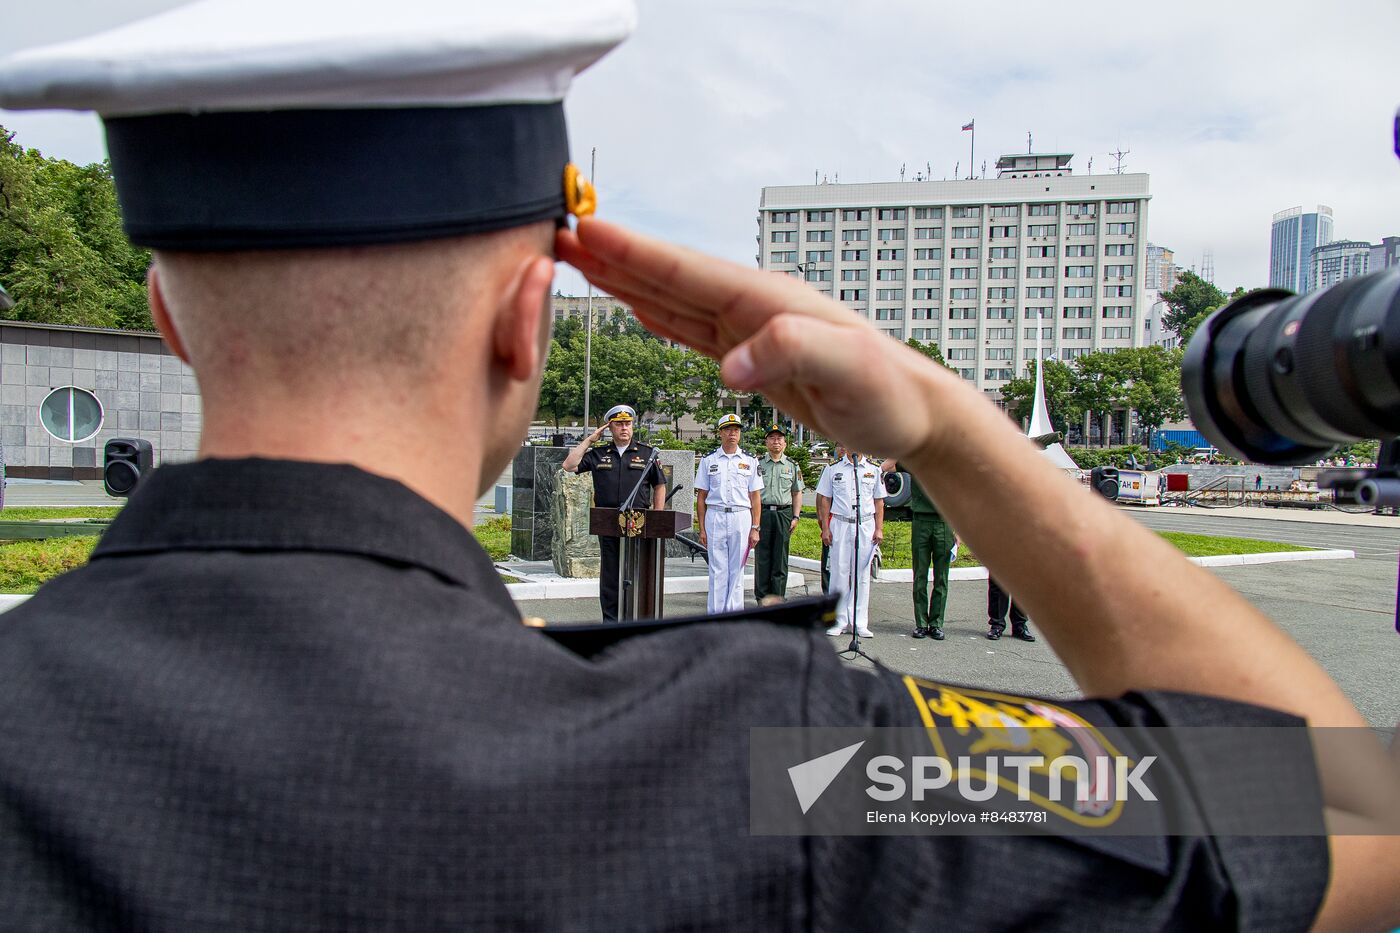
104 102 569 250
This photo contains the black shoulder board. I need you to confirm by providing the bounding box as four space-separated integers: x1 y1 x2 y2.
538 594 838 656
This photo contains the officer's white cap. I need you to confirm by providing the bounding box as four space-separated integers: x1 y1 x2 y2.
717 414 743 430
604 405 636 424
0 0 635 250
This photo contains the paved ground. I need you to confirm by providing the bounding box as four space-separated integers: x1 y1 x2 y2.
1124 506 1400 562
516 556 1400 730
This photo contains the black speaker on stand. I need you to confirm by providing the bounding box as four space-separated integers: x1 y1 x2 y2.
1090 466 1120 501
104 438 153 497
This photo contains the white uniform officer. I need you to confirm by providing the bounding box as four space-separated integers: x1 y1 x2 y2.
816 449 886 637
694 414 762 613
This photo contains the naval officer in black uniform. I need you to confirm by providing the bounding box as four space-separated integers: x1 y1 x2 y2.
563 403 666 620
0 3 1396 931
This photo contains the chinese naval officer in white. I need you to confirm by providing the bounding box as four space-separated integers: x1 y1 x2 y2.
694 413 762 612
816 449 886 636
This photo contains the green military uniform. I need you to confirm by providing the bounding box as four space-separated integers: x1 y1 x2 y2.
755 447 804 600
909 474 955 637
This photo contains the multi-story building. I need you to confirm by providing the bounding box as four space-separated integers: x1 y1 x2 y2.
1370 236 1400 272
757 152 1149 395
1269 205 1333 294
1144 243 1179 291
550 293 634 327
1308 240 1372 292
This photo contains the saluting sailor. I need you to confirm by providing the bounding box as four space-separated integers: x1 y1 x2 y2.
563 404 666 620
694 413 762 613
815 447 886 637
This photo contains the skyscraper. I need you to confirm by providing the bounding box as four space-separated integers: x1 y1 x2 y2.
1269 205 1333 294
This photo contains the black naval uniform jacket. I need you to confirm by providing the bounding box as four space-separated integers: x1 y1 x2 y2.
0 459 1327 931
576 441 665 509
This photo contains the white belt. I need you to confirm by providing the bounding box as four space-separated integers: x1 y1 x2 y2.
713 505 750 513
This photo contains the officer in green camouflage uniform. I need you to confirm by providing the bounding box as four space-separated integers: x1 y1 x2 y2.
754 424 804 601
883 458 954 640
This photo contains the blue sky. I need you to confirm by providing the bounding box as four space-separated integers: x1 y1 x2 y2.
4 0 1399 295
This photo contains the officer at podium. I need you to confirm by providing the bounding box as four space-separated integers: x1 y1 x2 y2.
563 404 666 620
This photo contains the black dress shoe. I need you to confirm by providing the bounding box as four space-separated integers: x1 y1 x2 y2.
929 628 945 641
986 628 1003 641
1012 628 1037 643
911 627 927 639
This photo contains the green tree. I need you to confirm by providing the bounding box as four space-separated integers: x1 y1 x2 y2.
1072 351 1128 447
1160 270 1225 339
904 337 952 368
537 336 583 429
0 128 152 329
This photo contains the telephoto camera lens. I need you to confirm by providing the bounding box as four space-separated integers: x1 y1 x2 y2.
1182 266 1400 465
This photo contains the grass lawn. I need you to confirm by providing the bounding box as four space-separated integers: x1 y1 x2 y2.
472 515 512 563
789 519 1312 568
0 507 121 522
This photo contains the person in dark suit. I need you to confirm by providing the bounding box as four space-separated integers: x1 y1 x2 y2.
0 3 1395 931
563 403 665 620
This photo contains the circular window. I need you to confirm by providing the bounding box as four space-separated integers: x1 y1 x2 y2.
39 386 104 443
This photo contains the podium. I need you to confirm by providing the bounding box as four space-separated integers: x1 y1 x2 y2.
590 508 692 620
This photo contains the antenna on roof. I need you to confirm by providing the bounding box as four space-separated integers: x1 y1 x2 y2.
1087 157 1093 175
1027 130 1032 154
1110 147 1130 174
900 163 906 181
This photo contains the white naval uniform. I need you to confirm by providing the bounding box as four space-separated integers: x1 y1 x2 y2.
816 456 886 635
695 447 763 613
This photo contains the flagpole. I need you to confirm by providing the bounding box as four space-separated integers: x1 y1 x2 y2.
969 121 975 179
583 147 595 429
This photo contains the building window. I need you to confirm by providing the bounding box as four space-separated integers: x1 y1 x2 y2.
877 228 907 242
984 368 1013 381
957 368 976 380
1062 306 1093 318
988 225 1017 239
1102 326 1131 339
950 226 978 239
911 327 940 340
1104 264 1134 278
1064 285 1095 298
986 327 1014 340
1066 244 1095 257
1027 245 1056 258
914 227 943 240
948 346 976 358
949 287 977 300
986 287 1017 300
989 246 1019 259
839 289 867 301
985 347 1013 360
914 247 942 260
950 266 979 280
1028 204 1058 216
987 267 1017 280
913 267 941 280
841 249 869 261
1062 327 1092 340
875 288 905 301
39 386 104 443
877 208 907 220
949 308 977 321
1024 307 1052 319
1023 326 1053 340
1026 224 1057 238
770 210 797 223
876 248 905 261
1066 223 1097 237
1065 203 1096 217
1025 286 1054 298
841 209 871 221
911 307 937 320
876 268 904 281
1026 266 1054 279
951 247 980 260
914 207 943 219
804 269 832 282
952 206 982 218
1061 347 1090 359
1101 306 1132 318
1106 202 1136 214
985 306 1014 320
913 287 942 300
841 269 868 281
989 205 1019 218
769 250 796 263
842 229 870 241
1065 265 1094 278
806 230 834 242
1107 223 1136 236
1105 243 1136 256
806 209 834 222
875 307 905 320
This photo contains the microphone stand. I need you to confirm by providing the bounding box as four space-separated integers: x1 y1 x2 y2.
837 454 874 664
616 447 660 621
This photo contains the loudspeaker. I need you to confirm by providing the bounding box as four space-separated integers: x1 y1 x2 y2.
104 438 153 497
1090 466 1120 501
